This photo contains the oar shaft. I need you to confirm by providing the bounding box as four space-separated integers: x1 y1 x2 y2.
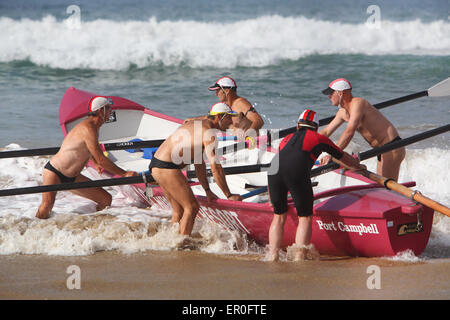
359 170 450 217
0 147 61 159
359 124 450 161
0 175 146 197
311 123 450 177
0 139 166 159
275 90 430 140
0 163 272 197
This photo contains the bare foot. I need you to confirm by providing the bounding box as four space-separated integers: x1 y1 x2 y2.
294 248 307 261
266 248 279 262
36 209 49 219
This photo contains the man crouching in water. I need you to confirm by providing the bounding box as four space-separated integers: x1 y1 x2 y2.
36 96 138 219
149 102 243 236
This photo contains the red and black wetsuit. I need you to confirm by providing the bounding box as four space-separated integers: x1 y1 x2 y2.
268 128 344 216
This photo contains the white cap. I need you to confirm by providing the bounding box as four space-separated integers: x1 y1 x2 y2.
88 96 110 113
208 76 237 91
208 102 238 116
298 109 319 128
322 78 352 95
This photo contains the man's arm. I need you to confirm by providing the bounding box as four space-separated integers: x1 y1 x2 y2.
319 110 345 137
203 131 242 201
183 115 208 124
235 99 264 132
333 152 366 171
335 102 363 150
84 125 137 177
194 162 218 202
318 111 346 165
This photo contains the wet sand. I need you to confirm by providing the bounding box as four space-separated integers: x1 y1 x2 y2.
0 251 449 300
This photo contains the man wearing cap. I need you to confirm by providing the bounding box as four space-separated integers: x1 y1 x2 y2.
319 78 405 181
267 109 365 261
36 96 138 219
149 102 243 236
185 76 264 138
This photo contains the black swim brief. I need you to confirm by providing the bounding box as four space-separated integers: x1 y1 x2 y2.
244 106 256 116
44 161 76 183
148 156 184 173
377 136 402 161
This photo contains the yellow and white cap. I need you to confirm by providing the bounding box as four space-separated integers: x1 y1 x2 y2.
208 102 238 116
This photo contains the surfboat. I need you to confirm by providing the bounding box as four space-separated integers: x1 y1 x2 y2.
59 87 434 257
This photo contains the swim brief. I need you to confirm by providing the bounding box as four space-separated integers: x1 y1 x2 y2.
244 106 256 117
44 161 77 183
377 136 402 161
148 156 184 173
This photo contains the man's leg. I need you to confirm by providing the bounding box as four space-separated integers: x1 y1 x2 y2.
152 168 199 236
159 183 184 225
36 169 59 219
70 174 112 211
268 213 287 261
379 147 406 181
294 216 313 261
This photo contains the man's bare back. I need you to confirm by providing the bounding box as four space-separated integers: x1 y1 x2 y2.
51 119 99 177
336 97 400 148
149 104 242 235
153 119 215 166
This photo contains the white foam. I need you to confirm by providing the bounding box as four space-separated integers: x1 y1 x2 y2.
1 15 449 70
387 249 423 262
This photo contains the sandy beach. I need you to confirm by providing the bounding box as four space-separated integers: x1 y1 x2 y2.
1 251 449 300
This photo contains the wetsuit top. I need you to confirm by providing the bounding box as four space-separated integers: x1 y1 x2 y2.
276 128 344 175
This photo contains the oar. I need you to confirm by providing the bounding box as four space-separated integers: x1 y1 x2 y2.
311 123 450 177
358 169 450 217
0 163 270 197
276 77 450 139
221 122 450 180
0 139 166 159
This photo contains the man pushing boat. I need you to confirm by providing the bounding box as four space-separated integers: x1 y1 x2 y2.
268 109 366 261
36 97 138 219
149 102 243 236
319 78 405 181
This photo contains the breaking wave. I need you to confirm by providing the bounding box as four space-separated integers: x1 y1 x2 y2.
1 15 449 70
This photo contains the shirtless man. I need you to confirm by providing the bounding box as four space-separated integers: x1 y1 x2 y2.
149 102 243 236
319 78 405 181
184 76 264 139
36 96 138 219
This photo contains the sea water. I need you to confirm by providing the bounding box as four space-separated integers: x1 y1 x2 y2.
0 0 449 259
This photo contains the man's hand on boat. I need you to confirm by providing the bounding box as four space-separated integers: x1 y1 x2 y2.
227 194 243 201
205 189 219 202
122 171 139 177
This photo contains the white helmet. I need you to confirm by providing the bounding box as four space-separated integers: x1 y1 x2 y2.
88 96 110 113
322 78 352 95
